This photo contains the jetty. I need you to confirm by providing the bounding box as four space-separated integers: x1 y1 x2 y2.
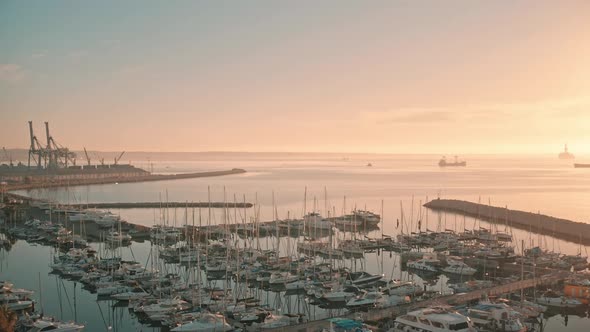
265 271 568 332
68 201 253 209
424 199 590 245
3 168 247 191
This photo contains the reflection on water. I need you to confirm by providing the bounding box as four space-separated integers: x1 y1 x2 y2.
1 236 589 331
16 154 590 225
5 154 590 330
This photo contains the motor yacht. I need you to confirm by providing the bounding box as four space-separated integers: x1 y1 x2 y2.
392 307 476 332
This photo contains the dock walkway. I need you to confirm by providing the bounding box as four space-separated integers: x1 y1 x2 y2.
5 168 247 191
67 202 253 209
263 272 568 332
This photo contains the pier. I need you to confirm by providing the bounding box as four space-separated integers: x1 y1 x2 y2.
67 201 253 209
265 271 569 332
3 168 247 191
424 199 590 245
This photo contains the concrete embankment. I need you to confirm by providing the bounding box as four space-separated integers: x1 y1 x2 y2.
424 199 590 245
5 168 247 191
6 192 253 209
68 202 253 209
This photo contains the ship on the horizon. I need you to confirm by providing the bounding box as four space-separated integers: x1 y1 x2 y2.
558 144 575 159
574 163 590 168
439 155 466 167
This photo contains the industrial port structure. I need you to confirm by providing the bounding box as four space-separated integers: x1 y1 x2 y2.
0 121 149 185
27 121 77 169
0 121 246 190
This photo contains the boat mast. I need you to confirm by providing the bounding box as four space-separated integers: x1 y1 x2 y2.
380 199 384 277
198 204 202 306
399 200 404 282
425 195 429 231
207 186 211 258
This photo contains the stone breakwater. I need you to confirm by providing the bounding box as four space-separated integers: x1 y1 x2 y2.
68 201 253 209
424 199 590 245
4 168 247 191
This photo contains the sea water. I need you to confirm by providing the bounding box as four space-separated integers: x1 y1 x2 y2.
3 153 590 331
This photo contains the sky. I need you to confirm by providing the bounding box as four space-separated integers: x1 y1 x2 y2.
1 1 590 154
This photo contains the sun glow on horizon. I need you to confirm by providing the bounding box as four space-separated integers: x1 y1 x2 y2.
1 1 590 153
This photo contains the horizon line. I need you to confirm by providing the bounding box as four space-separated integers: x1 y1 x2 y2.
0 147 576 156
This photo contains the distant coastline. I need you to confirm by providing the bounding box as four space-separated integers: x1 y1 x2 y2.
1 148 585 163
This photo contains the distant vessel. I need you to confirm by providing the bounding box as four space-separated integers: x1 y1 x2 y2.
439 156 466 167
366 163 372 167
574 163 590 168
558 144 575 159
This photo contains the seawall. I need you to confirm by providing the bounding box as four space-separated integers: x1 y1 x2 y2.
4 168 247 191
424 199 590 245
68 202 253 209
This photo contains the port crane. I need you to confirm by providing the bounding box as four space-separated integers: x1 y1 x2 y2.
27 121 77 169
114 151 125 165
2 147 13 166
83 147 91 166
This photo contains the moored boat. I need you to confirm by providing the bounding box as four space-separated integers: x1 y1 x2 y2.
536 291 583 308
27 318 85 332
392 307 476 332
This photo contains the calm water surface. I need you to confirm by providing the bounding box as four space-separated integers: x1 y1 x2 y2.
4 153 590 331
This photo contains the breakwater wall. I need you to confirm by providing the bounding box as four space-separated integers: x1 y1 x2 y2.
5 168 246 191
424 199 590 245
68 202 253 209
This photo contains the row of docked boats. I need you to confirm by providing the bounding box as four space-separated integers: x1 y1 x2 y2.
29 200 125 229
387 290 584 332
1 280 85 331
6 196 590 332
9 218 131 248
390 281 590 332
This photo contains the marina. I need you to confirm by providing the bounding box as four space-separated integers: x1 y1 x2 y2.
2 166 590 332
3 2 590 331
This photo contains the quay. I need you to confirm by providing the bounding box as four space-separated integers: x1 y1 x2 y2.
4 193 253 209
2 168 247 191
68 201 254 209
265 271 569 332
424 199 590 245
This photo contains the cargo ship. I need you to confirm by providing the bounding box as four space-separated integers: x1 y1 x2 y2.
574 163 590 168
439 156 466 167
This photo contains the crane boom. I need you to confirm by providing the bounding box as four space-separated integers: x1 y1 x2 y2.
83 147 91 166
114 151 126 165
2 147 12 165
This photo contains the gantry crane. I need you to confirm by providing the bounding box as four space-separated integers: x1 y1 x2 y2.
27 121 77 169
